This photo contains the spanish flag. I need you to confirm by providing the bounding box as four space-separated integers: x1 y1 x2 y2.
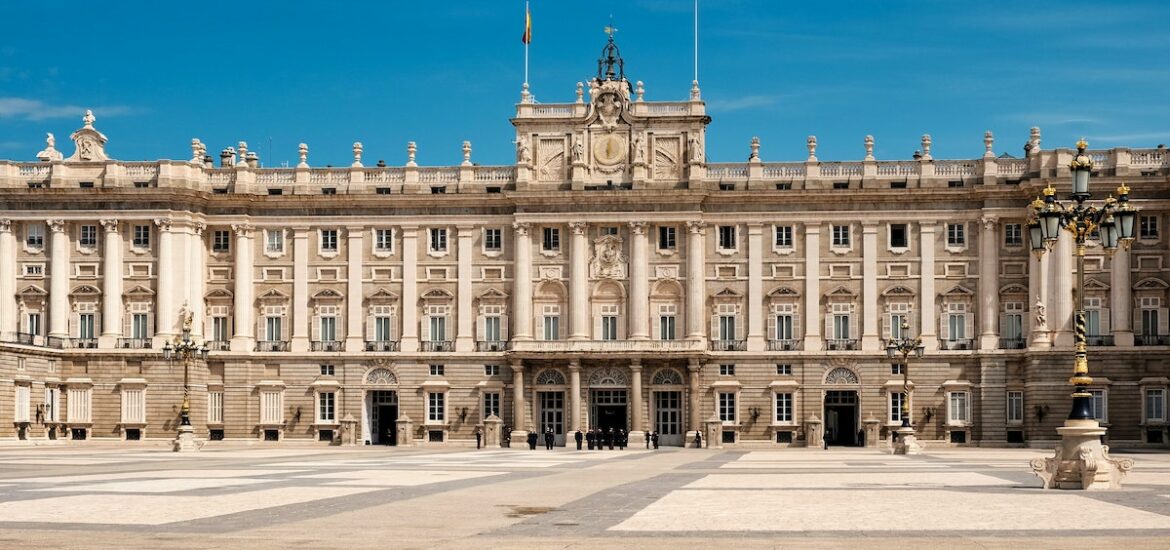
521 4 532 44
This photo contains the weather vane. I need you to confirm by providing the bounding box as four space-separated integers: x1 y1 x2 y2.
605 14 618 39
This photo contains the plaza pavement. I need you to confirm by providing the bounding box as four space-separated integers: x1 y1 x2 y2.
0 442 1167 549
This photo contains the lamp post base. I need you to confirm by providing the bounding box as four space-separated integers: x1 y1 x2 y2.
173 424 199 452
893 427 923 455
1030 419 1133 490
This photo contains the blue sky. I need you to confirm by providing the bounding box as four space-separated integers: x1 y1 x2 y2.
2 1 1169 167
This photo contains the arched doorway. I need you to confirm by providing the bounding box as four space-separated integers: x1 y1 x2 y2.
823 366 861 447
533 368 567 446
650 367 685 446
363 367 399 445
588 366 630 436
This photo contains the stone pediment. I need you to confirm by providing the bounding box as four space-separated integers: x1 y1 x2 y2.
420 288 455 301
477 288 509 301
312 288 343 300
257 288 289 301
769 286 801 298
1083 279 1110 291
882 285 915 297
999 283 1028 295
712 287 743 300
941 285 975 297
70 285 101 296
18 284 47 297
1135 277 1169 290
205 288 234 300
123 285 155 297
367 288 400 302
825 285 856 298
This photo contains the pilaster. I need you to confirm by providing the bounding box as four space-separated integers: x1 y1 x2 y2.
569 360 582 432
153 217 175 347
919 222 938 350
455 225 475 352
48 219 70 340
189 222 206 340
0 220 17 339
231 224 255 350
630 360 645 437
568 221 589 340
1051 230 1075 347
511 360 527 436
1111 247 1134 346
686 221 706 340
687 358 702 435
512 223 533 341
978 216 1000 350
628 222 649 340
400 225 419 351
803 224 822 350
747 223 765 351
1029 249 1051 348
290 226 310 353
345 226 365 351
861 222 880 350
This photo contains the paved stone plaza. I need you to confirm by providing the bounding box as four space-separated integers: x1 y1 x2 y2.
0 445 1167 549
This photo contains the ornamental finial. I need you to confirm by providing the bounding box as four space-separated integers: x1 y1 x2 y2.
1117 182 1130 196
1076 137 1088 151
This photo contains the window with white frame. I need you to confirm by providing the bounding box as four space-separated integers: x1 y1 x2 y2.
483 305 502 342
775 392 793 423
718 392 736 423
319 364 335 376
212 229 231 252
429 227 448 252
600 304 618 341
717 303 737 341
658 225 676 250
891 363 905 375
67 386 92 423
1146 389 1165 423
78 308 96 340
483 228 502 252
831 224 850 247
484 364 500 376
658 304 676 340
1089 389 1107 422
890 392 908 423
120 387 146 424
212 314 230 342
774 304 794 341
1138 297 1163 336
79 224 97 248
1139 215 1159 239
832 303 851 340
260 389 283 424
483 391 501 418
318 306 337 342
719 364 735 376
14 384 30 423
429 364 445 376
1084 297 1103 336
717 225 736 250
776 364 792 375
372 305 395 341
317 391 336 423
888 302 910 339
946 223 965 246
266 229 284 253
600 226 618 236
44 386 61 423
26 312 42 336
208 390 224 424
888 223 908 248
265 312 283 342
948 391 970 424
1004 223 1022 246
774 225 793 248
1007 391 1024 424
132 224 151 248
428 392 445 423
427 305 448 342
131 311 150 339
1002 302 1024 340
375 229 393 253
542 304 560 340
542 227 560 252
25 223 45 248
946 303 968 342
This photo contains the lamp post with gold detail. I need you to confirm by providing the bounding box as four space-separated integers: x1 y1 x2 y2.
886 319 924 454
163 309 208 452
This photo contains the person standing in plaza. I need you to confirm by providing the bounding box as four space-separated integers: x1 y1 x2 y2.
475 427 483 449
652 431 659 449
544 428 554 450
695 430 702 448
574 428 583 450
645 431 651 449
527 431 538 450
618 428 626 450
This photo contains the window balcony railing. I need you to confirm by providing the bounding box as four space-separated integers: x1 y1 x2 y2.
421 340 454 352
825 338 858 351
117 338 152 349
476 340 511 352
311 340 343 352
939 338 973 350
999 337 1026 350
365 340 400 352
208 340 231 351
256 340 290 352
14 332 37 346
67 338 99 349
1136 335 1170 346
46 336 67 349
767 339 802 351
1086 335 1114 347
710 339 747 351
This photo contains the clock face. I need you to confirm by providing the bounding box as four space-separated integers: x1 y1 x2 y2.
593 134 626 166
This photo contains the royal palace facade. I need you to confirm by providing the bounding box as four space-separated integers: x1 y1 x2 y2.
1 43 1169 449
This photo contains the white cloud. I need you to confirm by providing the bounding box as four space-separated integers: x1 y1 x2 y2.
708 94 780 112
0 97 133 121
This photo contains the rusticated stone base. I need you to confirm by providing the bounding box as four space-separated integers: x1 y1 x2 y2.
1030 419 1134 490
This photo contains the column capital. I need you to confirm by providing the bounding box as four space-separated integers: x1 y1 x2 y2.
919 221 938 232
630 358 642 370
457 225 477 237
568 221 588 235
291 226 311 235
0 219 12 233
980 216 999 231
153 218 173 231
400 225 419 236
231 223 254 237
512 221 531 236
510 358 524 369
569 359 581 370
345 225 365 234
862 222 880 232
47 219 66 233
803 223 821 234
628 221 647 235
685 220 706 234
747 223 764 234
193 222 206 235
688 357 702 371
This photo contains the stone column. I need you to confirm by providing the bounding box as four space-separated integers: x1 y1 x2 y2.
568 221 589 340
153 218 176 345
803 224 822 350
687 358 702 436
189 223 206 340
291 227 310 352
1029 248 1051 348
861 222 880 350
511 360 528 438
686 221 706 340
1111 247 1134 346
231 224 255 350
0 221 16 339
1051 230 1075 347
400 225 419 351
47 219 70 340
456 225 475 352
747 223 766 351
569 360 582 431
512 223 533 341
99 220 122 347
919 222 938 350
630 360 645 438
978 216 1000 350
346 226 365 351
628 222 649 340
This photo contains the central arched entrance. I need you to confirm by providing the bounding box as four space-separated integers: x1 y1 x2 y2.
588 366 630 435
363 367 399 445
823 366 862 447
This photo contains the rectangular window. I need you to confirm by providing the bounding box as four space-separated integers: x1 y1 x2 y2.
483 391 501 419
776 364 792 375
1141 309 1159 336
1085 308 1101 337
774 225 793 248
719 315 736 340
484 365 500 376
375 229 393 252
318 392 336 422
889 313 906 339
78 313 95 340
775 313 793 340
429 364 445 376
1004 223 1022 246
27 313 41 336
719 364 735 376
775 393 793 423
1003 312 1023 340
831 225 850 247
25 224 44 248
45 387 61 423
718 225 736 250
1146 389 1165 422
266 316 282 341
212 230 230 252
949 392 970 423
14 385 30 423
718 393 736 423
659 314 676 340
1140 215 1159 239
212 317 229 342
320 364 335 376
543 315 560 340
132 225 150 248
1007 391 1024 423
375 315 393 341
484 228 502 251
131 313 149 339
891 363 905 375
542 227 560 251
320 229 338 251
428 392 445 422
267 230 284 253
658 226 676 250
319 316 336 341
890 392 907 423
79 225 97 247
833 314 850 340
601 316 618 340
1089 389 1106 422
429 316 447 342
484 316 501 341
889 224 908 248
600 226 618 236
947 223 965 246
430 228 447 252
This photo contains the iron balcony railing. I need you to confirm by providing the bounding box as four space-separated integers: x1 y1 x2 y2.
476 340 511 352
825 338 858 351
999 337 1026 350
117 338 152 349
364 340 400 352
767 339 801 351
256 340 290 352
710 339 747 351
421 340 454 352
310 340 343 352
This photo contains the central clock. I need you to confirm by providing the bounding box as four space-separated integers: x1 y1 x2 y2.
592 134 626 166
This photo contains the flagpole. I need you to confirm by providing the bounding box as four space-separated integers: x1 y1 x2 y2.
524 0 530 87
693 0 699 83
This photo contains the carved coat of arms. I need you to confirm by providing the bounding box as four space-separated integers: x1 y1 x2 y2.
590 235 627 279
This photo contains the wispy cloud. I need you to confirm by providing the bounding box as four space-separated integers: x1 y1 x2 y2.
999 112 1102 127
708 94 781 112
0 141 24 150
1086 131 1170 144
0 97 134 121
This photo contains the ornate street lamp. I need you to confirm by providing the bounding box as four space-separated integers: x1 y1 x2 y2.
1028 139 1136 489
885 319 924 454
163 310 208 451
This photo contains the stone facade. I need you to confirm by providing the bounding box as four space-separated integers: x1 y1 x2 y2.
1 44 1169 449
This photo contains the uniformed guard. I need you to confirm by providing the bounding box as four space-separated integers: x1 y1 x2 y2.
574 428 584 450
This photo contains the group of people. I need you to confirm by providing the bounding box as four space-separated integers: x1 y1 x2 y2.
582 427 628 450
